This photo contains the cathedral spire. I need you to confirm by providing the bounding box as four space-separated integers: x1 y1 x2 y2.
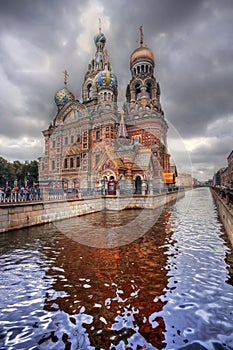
118 109 128 138
98 18 102 34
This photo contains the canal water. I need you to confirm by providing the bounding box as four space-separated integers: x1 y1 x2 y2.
0 188 232 350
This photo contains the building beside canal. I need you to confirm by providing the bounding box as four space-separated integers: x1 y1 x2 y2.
213 149 233 188
38 26 175 194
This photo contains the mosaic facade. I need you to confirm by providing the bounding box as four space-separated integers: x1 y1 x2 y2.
38 26 174 194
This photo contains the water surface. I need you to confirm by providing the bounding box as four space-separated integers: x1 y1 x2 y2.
0 188 232 349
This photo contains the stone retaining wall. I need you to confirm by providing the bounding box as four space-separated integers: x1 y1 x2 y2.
0 191 184 233
104 191 184 211
211 188 233 247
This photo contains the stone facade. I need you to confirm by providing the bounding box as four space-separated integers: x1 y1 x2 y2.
39 27 174 194
227 150 233 186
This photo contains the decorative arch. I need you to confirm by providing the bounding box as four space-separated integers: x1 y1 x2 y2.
133 173 143 181
135 175 142 194
54 101 86 127
100 169 117 181
87 83 93 99
132 79 143 89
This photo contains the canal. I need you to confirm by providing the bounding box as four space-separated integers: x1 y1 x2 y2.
0 188 232 349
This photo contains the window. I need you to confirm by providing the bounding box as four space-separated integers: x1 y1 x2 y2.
96 130 100 141
77 135 81 143
76 157 81 168
65 136 68 145
70 158 74 168
87 83 92 99
104 92 107 101
64 159 68 168
95 154 100 165
71 135 74 144
53 140 56 148
135 84 141 100
52 160 55 170
146 83 152 98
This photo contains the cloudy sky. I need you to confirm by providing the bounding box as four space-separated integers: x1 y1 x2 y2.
0 0 232 181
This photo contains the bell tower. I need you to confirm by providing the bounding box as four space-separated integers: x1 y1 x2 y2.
82 19 117 108
124 27 170 173
125 26 161 111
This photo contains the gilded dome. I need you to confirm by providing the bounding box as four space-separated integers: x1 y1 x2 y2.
130 46 155 65
94 69 117 89
54 87 75 107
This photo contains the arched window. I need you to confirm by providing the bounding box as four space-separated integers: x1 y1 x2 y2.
135 84 141 100
137 66 140 74
70 157 74 168
141 65 144 73
76 157 81 168
146 83 152 98
104 92 107 101
64 159 68 168
135 176 142 194
87 83 92 99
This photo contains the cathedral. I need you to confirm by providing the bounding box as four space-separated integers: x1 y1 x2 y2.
38 25 175 195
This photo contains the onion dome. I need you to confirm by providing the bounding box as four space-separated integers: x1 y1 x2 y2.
94 32 106 47
130 26 155 65
94 67 117 89
130 46 155 65
54 87 75 107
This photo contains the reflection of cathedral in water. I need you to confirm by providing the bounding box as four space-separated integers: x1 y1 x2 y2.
43 210 174 349
39 24 174 194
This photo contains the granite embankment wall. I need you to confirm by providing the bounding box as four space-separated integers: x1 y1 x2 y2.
0 190 184 233
211 188 233 247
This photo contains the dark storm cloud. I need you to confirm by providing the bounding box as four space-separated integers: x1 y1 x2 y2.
0 0 232 179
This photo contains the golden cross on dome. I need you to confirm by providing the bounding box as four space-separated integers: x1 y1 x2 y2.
63 69 69 87
99 18 102 33
139 25 144 47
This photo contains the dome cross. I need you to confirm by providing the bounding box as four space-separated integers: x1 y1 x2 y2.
63 69 69 87
139 25 144 47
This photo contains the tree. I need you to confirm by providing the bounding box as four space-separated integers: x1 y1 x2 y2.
0 157 38 187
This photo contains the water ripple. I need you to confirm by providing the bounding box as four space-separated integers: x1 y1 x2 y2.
0 188 232 349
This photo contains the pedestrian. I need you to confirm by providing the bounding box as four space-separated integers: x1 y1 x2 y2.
13 186 19 201
5 185 11 202
35 185 41 200
0 188 4 202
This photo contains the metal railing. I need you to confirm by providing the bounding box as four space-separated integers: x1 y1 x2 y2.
0 186 183 204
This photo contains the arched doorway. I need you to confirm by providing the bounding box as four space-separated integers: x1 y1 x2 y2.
135 176 142 194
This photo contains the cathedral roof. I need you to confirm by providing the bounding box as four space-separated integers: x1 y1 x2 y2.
130 46 155 65
94 66 117 89
54 87 75 107
94 32 106 47
130 26 155 65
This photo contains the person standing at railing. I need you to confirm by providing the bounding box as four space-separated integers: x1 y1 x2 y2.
13 185 19 202
5 185 11 202
35 185 41 200
23 187 30 201
0 188 4 202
